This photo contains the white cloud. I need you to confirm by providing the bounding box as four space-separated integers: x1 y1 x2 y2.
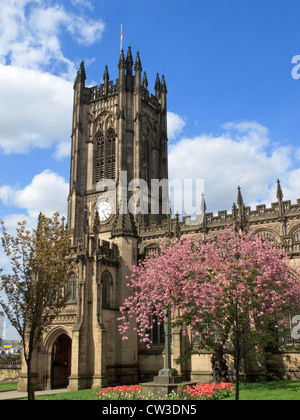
168 120 300 216
0 0 105 78
167 112 186 140
222 121 270 149
0 64 73 154
71 0 94 10
0 170 69 220
54 140 71 160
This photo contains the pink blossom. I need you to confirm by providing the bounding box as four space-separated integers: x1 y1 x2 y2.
118 226 300 351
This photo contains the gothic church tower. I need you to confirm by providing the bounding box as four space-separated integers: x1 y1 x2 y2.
65 47 169 390
68 47 168 242
18 47 169 393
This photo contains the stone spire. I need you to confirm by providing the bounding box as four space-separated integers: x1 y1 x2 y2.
126 46 133 91
276 179 286 222
237 186 247 231
134 51 142 88
161 74 167 93
126 45 133 74
134 51 142 72
142 71 148 89
103 65 109 82
276 179 283 202
237 186 244 207
103 65 109 95
118 49 125 69
74 61 86 87
155 73 161 97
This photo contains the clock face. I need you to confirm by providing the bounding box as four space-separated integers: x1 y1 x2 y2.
97 199 112 222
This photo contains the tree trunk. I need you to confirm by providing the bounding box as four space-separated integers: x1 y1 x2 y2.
211 345 228 384
27 357 35 401
235 356 240 401
234 345 240 401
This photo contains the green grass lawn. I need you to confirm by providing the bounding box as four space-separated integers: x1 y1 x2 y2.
0 382 18 392
9 380 300 400
33 380 300 400
224 381 300 401
29 389 100 400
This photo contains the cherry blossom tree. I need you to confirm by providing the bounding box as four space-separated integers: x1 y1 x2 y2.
119 227 300 400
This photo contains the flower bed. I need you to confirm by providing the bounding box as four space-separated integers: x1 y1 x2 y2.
96 383 235 400
97 385 141 400
183 383 235 400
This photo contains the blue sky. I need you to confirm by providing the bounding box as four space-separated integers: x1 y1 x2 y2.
1 0 300 337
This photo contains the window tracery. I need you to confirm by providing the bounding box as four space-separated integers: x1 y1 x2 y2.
95 128 116 182
102 271 113 309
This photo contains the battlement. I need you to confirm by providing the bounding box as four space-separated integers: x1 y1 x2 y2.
74 46 166 109
90 81 118 100
139 181 300 245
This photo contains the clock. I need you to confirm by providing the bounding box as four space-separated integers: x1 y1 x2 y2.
96 198 113 223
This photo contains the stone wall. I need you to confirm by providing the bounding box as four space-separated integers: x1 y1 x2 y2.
0 356 21 383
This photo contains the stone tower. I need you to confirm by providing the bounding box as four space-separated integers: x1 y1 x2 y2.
65 47 169 390
68 46 168 240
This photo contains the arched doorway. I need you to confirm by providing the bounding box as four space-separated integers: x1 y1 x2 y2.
50 334 72 389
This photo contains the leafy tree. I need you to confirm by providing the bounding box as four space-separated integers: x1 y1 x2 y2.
119 227 300 400
0 212 71 400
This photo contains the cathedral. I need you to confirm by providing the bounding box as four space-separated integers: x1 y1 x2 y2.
18 47 300 392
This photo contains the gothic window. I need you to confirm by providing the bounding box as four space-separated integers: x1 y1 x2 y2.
146 140 151 186
145 245 159 257
149 315 165 345
67 272 77 302
278 315 300 346
96 131 105 182
256 231 276 241
102 271 113 309
95 129 116 182
107 128 116 181
284 240 291 253
193 325 219 346
293 228 300 242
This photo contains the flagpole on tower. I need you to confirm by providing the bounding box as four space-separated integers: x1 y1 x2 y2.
120 23 123 51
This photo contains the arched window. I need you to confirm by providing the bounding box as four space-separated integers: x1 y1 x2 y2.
96 131 105 182
106 128 116 181
145 139 151 187
256 231 276 242
101 271 113 309
95 129 116 182
67 272 77 301
293 228 300 243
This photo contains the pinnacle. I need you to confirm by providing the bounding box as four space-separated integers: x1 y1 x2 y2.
103 65 109 81
134 51 142 72
161 74 167 93
118 49 125 69
237 186 244 207
126 45 133 66
276 179 283 201
74 60 86 87
142 71 148 89
155 73 161 91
